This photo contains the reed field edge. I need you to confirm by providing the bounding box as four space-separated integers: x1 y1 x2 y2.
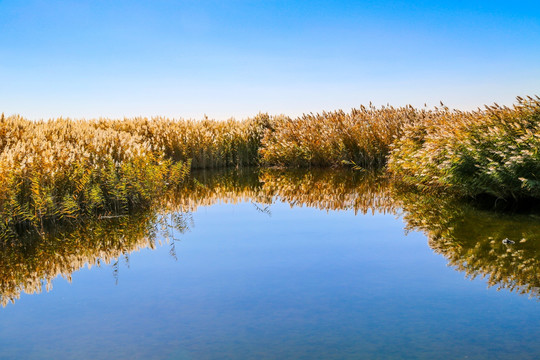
0 96 538 231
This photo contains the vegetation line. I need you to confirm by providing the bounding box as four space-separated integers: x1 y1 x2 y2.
0 95 538 232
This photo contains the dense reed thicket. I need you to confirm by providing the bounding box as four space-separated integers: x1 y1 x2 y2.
0 113 278 233
100 114 273 168
388 96 540 203
260 105 420 168
1 95 538 230
0 115 190 235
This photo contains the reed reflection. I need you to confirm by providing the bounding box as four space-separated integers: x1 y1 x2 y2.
176 168 397 214
0 212 192 306
1 168 539 306
397 191 540 298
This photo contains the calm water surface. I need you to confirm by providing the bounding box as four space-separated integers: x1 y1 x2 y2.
0 169 539 359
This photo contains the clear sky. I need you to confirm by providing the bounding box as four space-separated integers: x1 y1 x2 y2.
1 0 539 120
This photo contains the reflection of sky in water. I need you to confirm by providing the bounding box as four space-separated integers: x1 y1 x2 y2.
1 200 539 360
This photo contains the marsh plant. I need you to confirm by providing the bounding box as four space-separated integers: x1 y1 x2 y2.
388 96 540 204
100 114 273 168
0 115 190 235
0 96 538 233
260 105 421 168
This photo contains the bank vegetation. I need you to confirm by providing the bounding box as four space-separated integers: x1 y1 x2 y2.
0 96 537 232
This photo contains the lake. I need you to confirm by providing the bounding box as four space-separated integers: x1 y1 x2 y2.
0 169 539 359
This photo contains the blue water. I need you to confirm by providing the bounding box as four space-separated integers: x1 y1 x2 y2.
0 194 539 359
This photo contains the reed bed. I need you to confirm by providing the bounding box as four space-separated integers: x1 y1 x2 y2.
0 113 277 232
0 115 190 235
388 96 540 203
97 114 273 168
260 105 420 168
1 95 538 231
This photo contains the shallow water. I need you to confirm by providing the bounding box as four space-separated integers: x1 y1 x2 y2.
0 169 539 359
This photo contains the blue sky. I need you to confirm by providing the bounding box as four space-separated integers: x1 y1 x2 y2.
1 0 539 120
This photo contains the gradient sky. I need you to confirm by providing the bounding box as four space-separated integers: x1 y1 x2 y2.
1 0 539 120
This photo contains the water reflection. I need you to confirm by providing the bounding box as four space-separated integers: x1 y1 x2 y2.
1 168 539 306
0 212 192 306
398 191 540 298
176 168 397 214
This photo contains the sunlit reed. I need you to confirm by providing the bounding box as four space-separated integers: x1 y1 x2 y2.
1 95 538 233
388 96 540 202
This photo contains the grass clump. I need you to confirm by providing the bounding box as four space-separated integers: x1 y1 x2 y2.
388 96 540 204
0 116 190 234
99 114 272 168
259 105 420 168
1 94 538 229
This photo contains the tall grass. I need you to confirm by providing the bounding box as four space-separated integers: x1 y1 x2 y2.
0 115 190 235
99 114 273 168
388 96 540 203
1 94 538 231
0 113 278 233
260 105 420 168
